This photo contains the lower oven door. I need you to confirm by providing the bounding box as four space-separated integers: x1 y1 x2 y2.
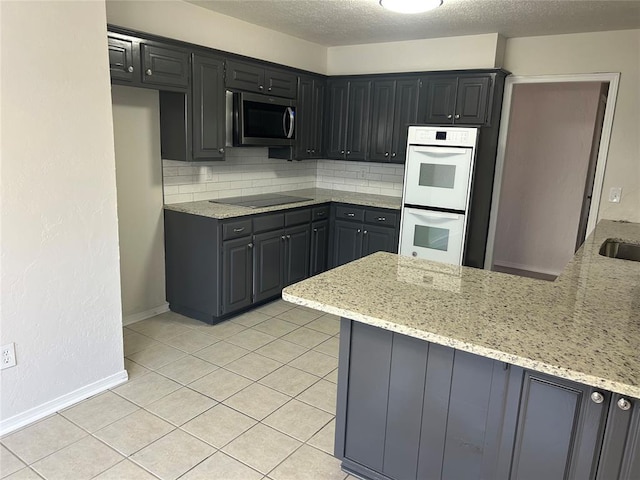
399 207 466 265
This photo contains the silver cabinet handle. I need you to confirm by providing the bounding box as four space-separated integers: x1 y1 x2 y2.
127 66 134 73
233 227 245 233
447 114 452 119
248 242 253 249
218 148 225 154
591 392 605 404
306 149 311 154
311 149 316 153
281 235 286 241
618 398 632 411
258 85 264 90
346 213 355 217
357 229 361 233
268 86 272 91
455 114 460 119
347 150 351 155
286 235 291 240
340 150 345 154
363 230 368 235
145 68 152 76
391 153 396 158
384 152 389 157
313 228 318 233
377 217 386 222
316 211 325 217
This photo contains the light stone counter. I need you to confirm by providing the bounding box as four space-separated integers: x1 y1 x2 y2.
283 220 640 398
163 188 402 219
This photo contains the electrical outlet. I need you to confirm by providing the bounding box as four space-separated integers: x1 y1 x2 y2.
608 187 622 203
1 343 16 369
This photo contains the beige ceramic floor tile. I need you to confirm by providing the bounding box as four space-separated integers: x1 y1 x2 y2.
113 372 181 407
92 459 157 479
280 328 330 349
258 365 320 397
289 350 338 377
60 391 139 433
0 445 26 478
324 368 339 384
255 340 309 364
193 341 250 366
182 404 257 448
224 353 283 381
127 343 186 370
124 359 151 380
254 299 295 317
128 319 193 343
225 329 277 351
2 468 42 480
203 321 247 340
230 310 272 327
222 424 301 475
31 436 122 480
296 380 337 414
130 429 214 480
159 329 218 353
188 368 252 401
269 444 346 480
307 419 336 455
263 400 333 442
146 387 216 426
223 384 290 421
156 355 218 385
1 415 86 464
123 331 162 356
305 315 341 335
252 318 299 337
276 307 324 326
181 451 262 480
313 336 340 358
94 410 174 456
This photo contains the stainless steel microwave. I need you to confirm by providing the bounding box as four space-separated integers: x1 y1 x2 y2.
225 90 296 147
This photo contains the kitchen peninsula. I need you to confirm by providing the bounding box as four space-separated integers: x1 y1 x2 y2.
282 220 640 480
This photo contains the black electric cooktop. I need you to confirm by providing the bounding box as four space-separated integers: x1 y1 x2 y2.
210 193 312 209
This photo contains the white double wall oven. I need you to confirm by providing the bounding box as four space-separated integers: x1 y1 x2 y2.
399 126 479 265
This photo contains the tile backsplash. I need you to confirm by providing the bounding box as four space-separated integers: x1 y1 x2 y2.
162 148 405 204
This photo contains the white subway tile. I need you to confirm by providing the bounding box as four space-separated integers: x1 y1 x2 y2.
193 191 218 202
163 167 179 176
163 175 194 186
163 185 180 195
364 173 382 181
164 193 194 204
356 186 382 194
179 183 207 194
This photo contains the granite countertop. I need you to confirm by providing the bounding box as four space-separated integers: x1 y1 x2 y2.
283 220 640 398
163 188 402 219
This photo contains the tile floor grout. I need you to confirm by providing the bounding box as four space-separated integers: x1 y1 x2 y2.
1 299 353 480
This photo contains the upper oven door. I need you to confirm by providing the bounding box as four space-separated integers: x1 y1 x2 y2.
233 91 295 146
403 145 474 211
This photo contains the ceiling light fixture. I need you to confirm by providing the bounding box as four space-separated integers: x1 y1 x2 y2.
379 0 443 14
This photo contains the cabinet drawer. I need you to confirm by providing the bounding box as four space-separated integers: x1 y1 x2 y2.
285 209 311 226
336 205 365 222
254 213 284 233
222 219 252 240
312 205 330 221
365 209 398 227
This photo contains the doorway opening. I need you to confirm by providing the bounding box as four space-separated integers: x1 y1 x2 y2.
485 73 619 280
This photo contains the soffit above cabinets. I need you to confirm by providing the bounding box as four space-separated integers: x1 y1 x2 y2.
185 0 640 47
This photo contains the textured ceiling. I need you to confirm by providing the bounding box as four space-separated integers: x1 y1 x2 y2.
186 0 640 46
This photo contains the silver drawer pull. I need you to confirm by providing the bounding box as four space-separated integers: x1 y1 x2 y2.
248 242 253 249
316 211 325 217
346 213 355 217
377 217 386 222
233 227 245 233
618 398 632 411
591 392 604 404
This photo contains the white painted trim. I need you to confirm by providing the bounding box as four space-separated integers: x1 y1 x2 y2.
122 302 169 326
484 72 620 269
0 370 128 436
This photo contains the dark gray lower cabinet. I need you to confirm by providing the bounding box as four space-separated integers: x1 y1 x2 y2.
253 230 284 303
221 236 253 314
336 318 638 480
310 219 329 276
284 224 310 286
333 220 362 267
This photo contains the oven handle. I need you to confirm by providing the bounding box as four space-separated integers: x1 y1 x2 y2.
411 147 467 156
407 210 462 222
283 107 295 139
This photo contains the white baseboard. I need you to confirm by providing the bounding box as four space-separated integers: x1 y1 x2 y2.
0 370 129 436
123 303 169 326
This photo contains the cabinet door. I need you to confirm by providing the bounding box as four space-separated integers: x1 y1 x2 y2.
108 34 137 83
499 371 609 480
325 80 349 159
362 224 397 256
284 224 311 286
222 237 253 315
192 54 225 160
455 75 491 125
333 220 363 267
296 76 314 159
265 67 297 98
310 219 329 276
253 230 285 303
345 79 371 161
423 76 457 124
310 78 326 157
141 44 189 89
368 79 396 162
390 77 421 163
596 394 640 480
225 59 265 93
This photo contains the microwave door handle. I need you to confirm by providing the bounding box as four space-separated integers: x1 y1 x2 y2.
283 107 295 139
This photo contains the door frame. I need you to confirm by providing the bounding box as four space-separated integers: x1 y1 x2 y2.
484 73 620 269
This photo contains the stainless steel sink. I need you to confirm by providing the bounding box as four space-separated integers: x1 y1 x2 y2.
599 239 640 262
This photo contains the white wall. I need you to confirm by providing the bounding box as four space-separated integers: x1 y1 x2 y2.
493 82 602 276
327 33 504 75
0 1 126 433
105 0 327 74
503 29 640 223
112 86 167 322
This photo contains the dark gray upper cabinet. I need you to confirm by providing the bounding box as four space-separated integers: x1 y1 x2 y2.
423 74 491 125
191 53 225 160
108 34 137 83
225 59 297 98
296 75 326 159
141 43 190 89
369 77 421 163
325 79 371 161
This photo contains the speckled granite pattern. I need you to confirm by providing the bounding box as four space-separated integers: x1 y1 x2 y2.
283 220 640 399
163 188 401 219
